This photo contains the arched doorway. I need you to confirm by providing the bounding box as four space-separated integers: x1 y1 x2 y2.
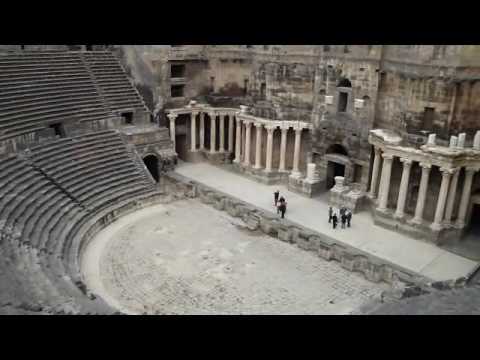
143 155 159 182
325 144 349 189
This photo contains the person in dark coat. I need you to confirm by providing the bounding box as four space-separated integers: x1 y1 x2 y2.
279 201 287 219
274 190 280 206
332 213 338 229
328 206 333 223
346 210 352 227
277 196 285 214
340 207 345 217
341 212 347 229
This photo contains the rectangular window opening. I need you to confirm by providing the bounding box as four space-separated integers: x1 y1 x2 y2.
423 107 435 131
171 84 185 98
338 92 348 112
49 123 66 138
171 64 186 78
122 112 134 125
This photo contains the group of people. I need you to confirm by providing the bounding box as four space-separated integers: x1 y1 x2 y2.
328 206 353 229
274 190 287 218
272 190 353 229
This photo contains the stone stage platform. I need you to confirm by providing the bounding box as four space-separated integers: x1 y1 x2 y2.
175 161 479 282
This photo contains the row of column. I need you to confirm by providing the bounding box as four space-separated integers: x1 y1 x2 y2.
369 147 478 230
168 112 235 154
233 120 303 176
167 111 307 176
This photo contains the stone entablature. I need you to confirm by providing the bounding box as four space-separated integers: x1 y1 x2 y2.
370 129 480 170
368 128 480 243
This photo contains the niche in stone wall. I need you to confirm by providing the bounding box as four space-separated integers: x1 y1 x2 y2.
336 78 352 113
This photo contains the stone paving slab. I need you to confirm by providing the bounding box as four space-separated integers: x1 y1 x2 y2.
174 162 479 282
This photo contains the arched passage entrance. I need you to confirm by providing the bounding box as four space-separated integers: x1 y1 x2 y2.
325 144 349 189
143 155 159 182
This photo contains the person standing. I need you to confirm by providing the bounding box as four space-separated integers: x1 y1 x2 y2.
332 213 338 229
341 212 347 229
328 206 333 223
277 196 285 214
279 201 286 219
274 190 280 206
346 210 352 228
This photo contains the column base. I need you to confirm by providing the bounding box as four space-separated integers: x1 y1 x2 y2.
409 217 424 226
375 207 389 215
430 222 444 231
289 171 302 179
454 221 466 229
393 212 405 220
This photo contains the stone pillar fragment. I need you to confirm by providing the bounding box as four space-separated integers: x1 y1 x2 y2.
228 115 234 153
444 168 460 226
234 119 242 163
244 121 252 166
210 113 216 154
279 127 288 172
412 163 432 225
199 113 205 150
474 131 480 150
456 167 478 228
377 153 394 212
449 136 458 148
458 133 466 148
219 113 225 152
430 168 453 231
265 126 275 172
254 123 263 169
167 113 177 152
291 128 302 177
369 147 382 198
190 112 197 152
394 158 412 219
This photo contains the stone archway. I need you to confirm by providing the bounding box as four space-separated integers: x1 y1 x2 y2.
143 154 159 182
325 144 350 189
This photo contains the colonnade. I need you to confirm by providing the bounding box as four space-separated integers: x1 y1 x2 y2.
167 111 235 154
167 109 309 177
233 119 305 176
369 146 478 230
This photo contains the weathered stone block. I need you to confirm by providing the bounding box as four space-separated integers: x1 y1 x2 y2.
295 231 318 251
243 211 261 231
340 252 355 271
259 216 279 237
277 225 293 243
318 243 333 261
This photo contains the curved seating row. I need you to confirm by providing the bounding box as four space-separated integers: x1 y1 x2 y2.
0 130 156 314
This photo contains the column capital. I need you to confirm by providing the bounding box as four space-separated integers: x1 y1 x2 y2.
399 157 413 166
465 166 480 174
381 153 394 161
439 167 456 175
374 147 382 156
191 111 199 117
419 162 432 170
280 125 290 132
244 120 253 128
208 112 217 118
167 113 178 121
265 126 276 134
254 122 263 128
294 127 303 134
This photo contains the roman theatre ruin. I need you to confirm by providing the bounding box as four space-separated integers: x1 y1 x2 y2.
1 45 480 315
